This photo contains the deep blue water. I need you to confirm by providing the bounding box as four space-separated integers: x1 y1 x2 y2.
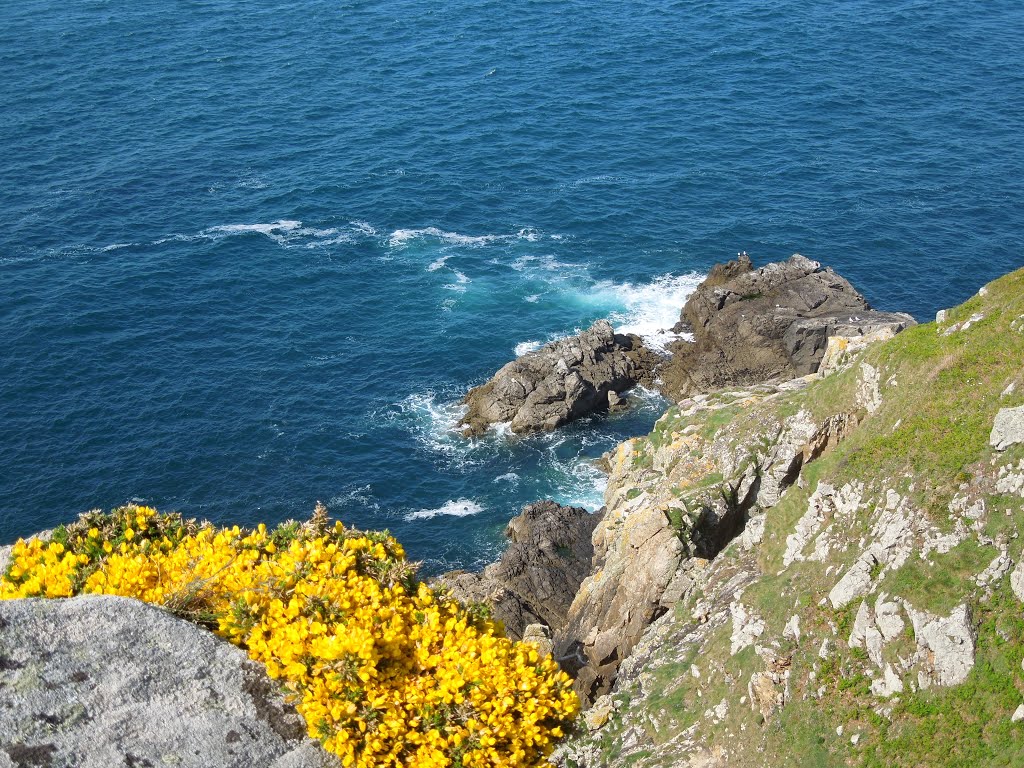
1 0 1022 572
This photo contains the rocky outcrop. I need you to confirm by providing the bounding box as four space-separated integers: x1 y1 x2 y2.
0 595 339 768
526 269 1024 767
435 501 602 640
550 380 861 706
660 254 915 398
990 405 1024 450
905 603 977 689
460 321 660 435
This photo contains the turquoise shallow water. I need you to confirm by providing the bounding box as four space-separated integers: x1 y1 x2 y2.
1 0 1022 572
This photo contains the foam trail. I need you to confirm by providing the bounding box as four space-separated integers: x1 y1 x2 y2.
206 220 302 238
389 227 555 249
328 484 380 511
407 499 485 521
389 227 504 248
351 221 378 236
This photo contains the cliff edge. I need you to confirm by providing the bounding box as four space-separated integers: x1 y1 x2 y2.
551 267 1024 767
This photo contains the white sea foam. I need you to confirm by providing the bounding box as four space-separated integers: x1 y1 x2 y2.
594 272 703 352
351 221 378 236
328 484 380 511
493 472 519 484
389 227 504 248
407 499 485 521
392 391 470 460
207 220 303 238
524 294 540 303
514 340 544 357
151 219 377 249
101 242 136 252
389 226 557 249
427 255 452 271
509 254 581 273
533 433 609 511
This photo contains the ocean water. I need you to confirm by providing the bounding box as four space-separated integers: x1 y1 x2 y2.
1 1 1022 572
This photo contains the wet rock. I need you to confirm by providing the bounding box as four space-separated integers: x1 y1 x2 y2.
460 321 659 435
0 595 338 768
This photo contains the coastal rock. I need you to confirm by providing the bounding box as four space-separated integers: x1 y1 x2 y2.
553 492 688 706
436 501 602 641
460 321 659 435
0 595 338 768
660 254 915 398
819 325 905 377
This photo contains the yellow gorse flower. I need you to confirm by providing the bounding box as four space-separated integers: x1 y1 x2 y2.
0 506 579 767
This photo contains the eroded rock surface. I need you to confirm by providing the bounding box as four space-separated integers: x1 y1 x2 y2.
0 595 338 768
660 254 915 399
436 501 602 640
460 320 659 435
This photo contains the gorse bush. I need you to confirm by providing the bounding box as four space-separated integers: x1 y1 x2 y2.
0 505 579 767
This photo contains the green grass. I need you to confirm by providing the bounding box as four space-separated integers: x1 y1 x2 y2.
572 270 1024 768
700 405 742 440
882 537 995 615
859 591 1024 768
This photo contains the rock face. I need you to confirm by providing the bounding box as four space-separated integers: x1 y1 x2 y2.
549 382 858 706
436 501 602 640
0 595 339 768
460 321 660 435
660 254 915 398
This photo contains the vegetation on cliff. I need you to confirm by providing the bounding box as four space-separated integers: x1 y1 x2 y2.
1 505 579 768
554 268 1024 767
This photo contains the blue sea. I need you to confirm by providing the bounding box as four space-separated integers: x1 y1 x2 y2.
1 0 1022 572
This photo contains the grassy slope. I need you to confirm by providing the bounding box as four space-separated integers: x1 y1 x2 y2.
593 268 1024 767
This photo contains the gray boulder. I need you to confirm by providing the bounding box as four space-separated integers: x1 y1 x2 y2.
990 406 1024 451
661 254 915 398
436 501 602 640
0 595 339 768
460 321 660 435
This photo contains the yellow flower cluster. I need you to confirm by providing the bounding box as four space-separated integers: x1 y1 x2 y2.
1 506 579 767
